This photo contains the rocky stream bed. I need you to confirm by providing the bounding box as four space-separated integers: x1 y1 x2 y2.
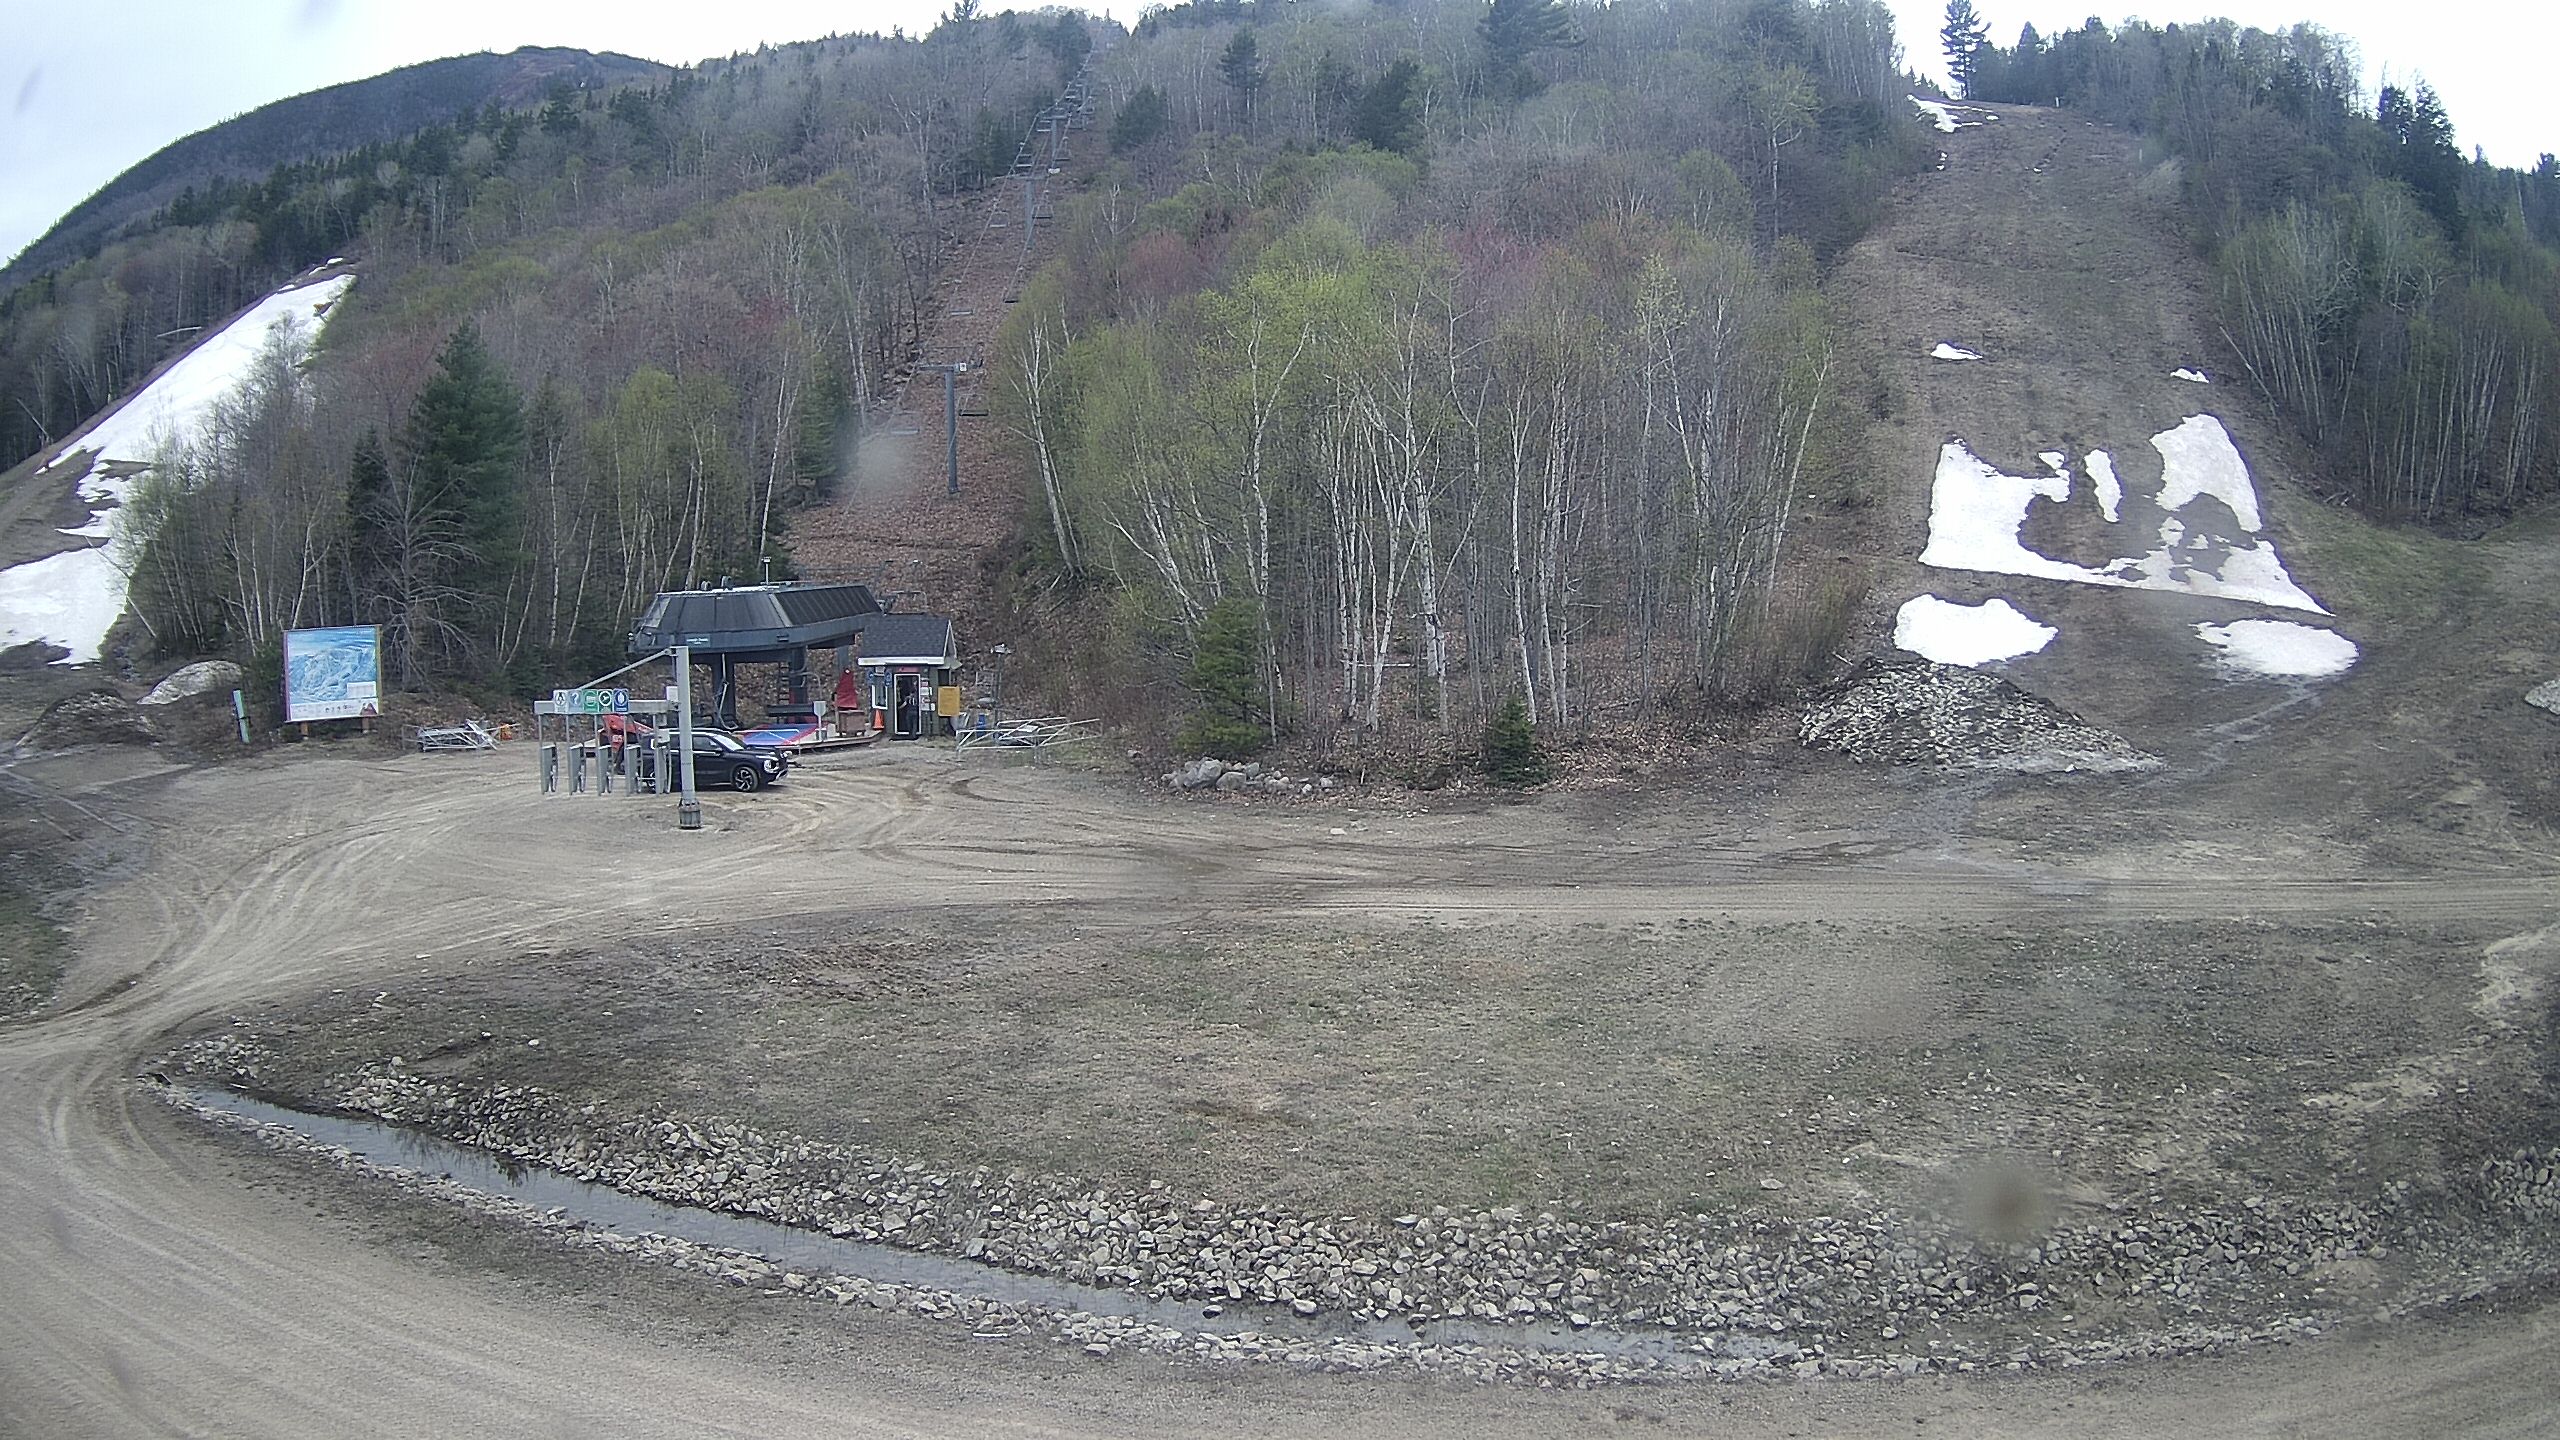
162 1033 2560 1386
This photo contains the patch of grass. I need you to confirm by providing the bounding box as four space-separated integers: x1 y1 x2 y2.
2283 496 2488 627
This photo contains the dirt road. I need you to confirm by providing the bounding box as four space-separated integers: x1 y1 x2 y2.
2 742 2554 1438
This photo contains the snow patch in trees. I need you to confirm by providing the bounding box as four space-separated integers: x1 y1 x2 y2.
1910 96 1994 133
1894 594 2056 666
0 271 354 664
2172 368 2210 383
1931 343 1984 361
2195 619 2358 678
1920 415 2327 614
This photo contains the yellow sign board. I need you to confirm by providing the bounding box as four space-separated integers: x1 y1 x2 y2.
935 684 964 718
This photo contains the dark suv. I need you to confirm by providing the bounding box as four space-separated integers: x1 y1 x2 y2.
679 729 790 792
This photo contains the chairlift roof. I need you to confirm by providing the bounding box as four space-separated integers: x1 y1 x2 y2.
628 582 881 658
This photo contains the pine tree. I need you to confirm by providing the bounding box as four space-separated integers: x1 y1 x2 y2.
344 428 391 616
2380 82 2467 239
1482 0 1578 95
393 324 523 678
1941 0 1989 97
1219 30 1264 134
1482 695 1548 786
1110 85 1170 153
1178 595 1267 757
794 355 850 501
1350 60 1424 154
1483 0 1578 58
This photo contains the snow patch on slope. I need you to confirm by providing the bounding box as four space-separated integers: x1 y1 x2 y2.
0 272 353 663
2196 620 2358 678
1910 96 1995 133
1921 415 2327 614
1931 343 1984 361
1895 595 2056 666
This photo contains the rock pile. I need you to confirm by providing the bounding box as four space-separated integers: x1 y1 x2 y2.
18 688 155 752
1163 757 1338 797
1800 658 2156 772
160 1038 2560 1381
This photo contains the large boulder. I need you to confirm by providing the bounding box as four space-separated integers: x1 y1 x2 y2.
139 659 244 707
2526 679 2560 717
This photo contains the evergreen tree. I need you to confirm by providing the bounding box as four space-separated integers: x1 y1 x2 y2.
1481 0 1578 95
1350 59 1424 154
394 324 524 673
1483 0 1577 57
1110 84 1171 153
1219 29 1265 133
1178 594 1266 757
344 428 392 616
2380 82 2466 239
794 355 851 501
1481 695 1548 785
1940 0 1989 97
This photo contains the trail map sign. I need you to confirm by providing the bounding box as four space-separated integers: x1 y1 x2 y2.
282 626 382 722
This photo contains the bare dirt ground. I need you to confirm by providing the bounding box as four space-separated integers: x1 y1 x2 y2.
2 742 2556 1436
6 100 2560 1437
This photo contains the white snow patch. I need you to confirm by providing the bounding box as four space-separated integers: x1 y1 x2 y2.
1921 415 2327 614
1895 594 2056 666
2151 415 2260 528
1910 96 1995 133
2086 450 2122 523
1932 343 1984 361
1919 442 2084 584
0 272 353 663
0 547 129 662
2195 620 2357 678
2172 368 2210 383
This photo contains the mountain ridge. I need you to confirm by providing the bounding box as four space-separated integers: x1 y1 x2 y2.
3 45 668 288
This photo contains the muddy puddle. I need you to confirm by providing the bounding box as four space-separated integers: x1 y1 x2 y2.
185 1087 1767 1363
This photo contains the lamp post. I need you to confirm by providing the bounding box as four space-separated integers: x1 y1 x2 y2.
674 644 700 830
991 642 1012 726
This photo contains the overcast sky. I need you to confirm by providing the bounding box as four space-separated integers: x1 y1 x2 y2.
5 0 2554 268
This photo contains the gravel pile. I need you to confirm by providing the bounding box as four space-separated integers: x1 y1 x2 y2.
163 1039 2560 1380
1800 658 2157 772
17 688 155 753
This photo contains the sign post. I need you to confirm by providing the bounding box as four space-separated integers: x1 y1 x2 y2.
674 644 700 830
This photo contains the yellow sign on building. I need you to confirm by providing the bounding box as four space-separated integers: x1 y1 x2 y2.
936 684 964 717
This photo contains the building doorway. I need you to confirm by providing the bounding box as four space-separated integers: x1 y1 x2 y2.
894 672 924 739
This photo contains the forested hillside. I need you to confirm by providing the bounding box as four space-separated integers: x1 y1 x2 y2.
6 13 1095 689
1952 15 2560 524
30 3 2543 769
5 0 1928 755
996 0 1926 755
